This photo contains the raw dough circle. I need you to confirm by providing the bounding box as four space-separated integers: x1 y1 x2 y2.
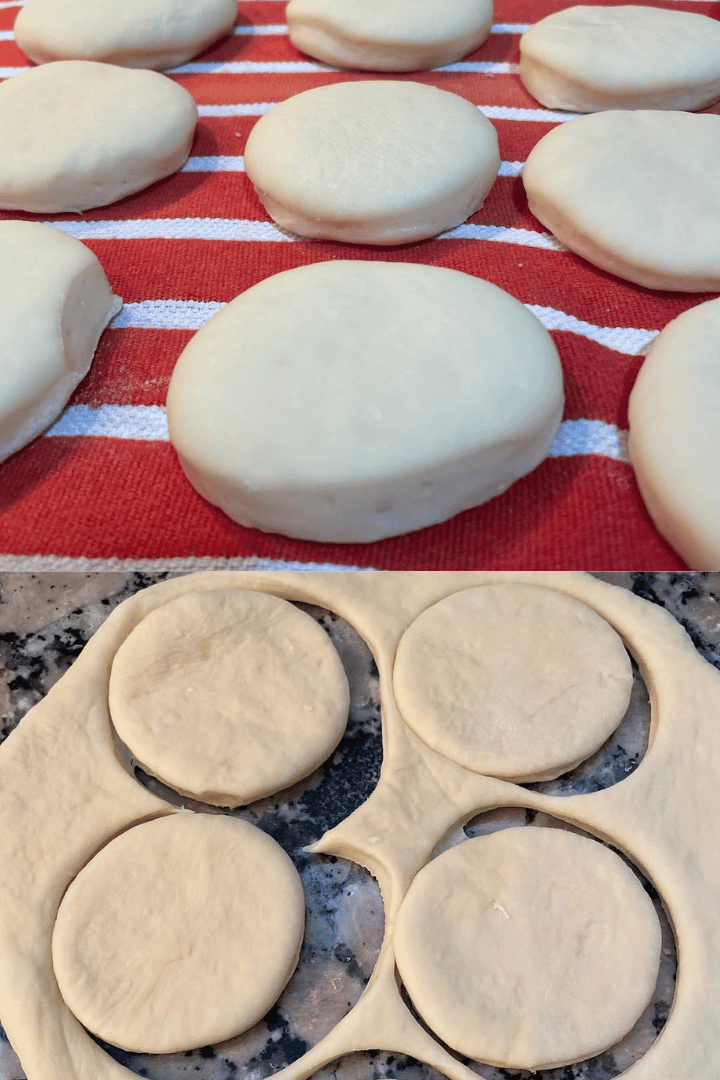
0 221 121 462
243 80 500 244
392 583 632 781
394 827 662 1071
166 260 563 543
108 588 350 804
520 5 720 112
0 61 198 213
14 0 237 70
51 814 305 1054
522 109 720 291
286 0 493 72
628 298 720 570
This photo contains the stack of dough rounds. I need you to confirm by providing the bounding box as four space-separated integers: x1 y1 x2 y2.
286 0 493 72
522 110 720 291
0 221 121 463
519 5 720 112
166 260 564 544
243 81 500 245
14 0 237 70
0 61 198 213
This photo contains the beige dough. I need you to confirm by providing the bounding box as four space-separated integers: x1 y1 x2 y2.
522 110 720 291
392 583 633 782
520 6 720 112
108 588 350 804
0 221 121 463
51 814 305 1053
166 261 563 543
0 62 198 213
628 298 720 569
243 81 500 244
286 0 493 72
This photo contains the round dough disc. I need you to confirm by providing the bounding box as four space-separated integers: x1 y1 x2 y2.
286 0 493 72
0 61 197 213
0 220 121 462
392 583 632 781
522 109 720 291
14 0 237 70
243 81 500 244
109 589 350 805
394 827 662 1071
51 814 305 1053
520 5 720 112
166 261 563 544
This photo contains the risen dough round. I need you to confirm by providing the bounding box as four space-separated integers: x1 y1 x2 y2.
109 589 350 804
0 61 198 213
394 827 662 1071
166 261 563 543
520 5 720 112
392 583 632 781
523 109 720 291
244 81 500 244
0 221 121 462
51 814 305 1053
286 0 493 72
14 0 236 70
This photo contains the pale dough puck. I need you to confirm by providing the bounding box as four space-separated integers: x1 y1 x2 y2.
109 589 350 805
243 81 500 244
0 62 198 213
628 298 720 569
14 0 237 70
522 109 720 291
0 221 121 463
392 583 632 782
166 261 564 544
51 814 305 1053
286 0 493 72
394 827 662 1071
520 5 720 112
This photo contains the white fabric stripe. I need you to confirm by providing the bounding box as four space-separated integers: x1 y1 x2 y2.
181 154 522 175
169 59 517 74
434 61 518 72
0 1 24 7
196 102 582 122
0 554 369 570
440 222 565 249
0 67 27 75
234 24 287 34
491 23 530 32
198 102 276 115
526 305 658 355
550 420 630 463
0 30 14 39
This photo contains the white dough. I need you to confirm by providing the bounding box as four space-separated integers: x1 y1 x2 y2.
520 5 720 112
14 0 237 70
243 81 500 245
522 109 720 291
166 261 563 543
0 221 121 463
286 0 493 72
0 61 198 213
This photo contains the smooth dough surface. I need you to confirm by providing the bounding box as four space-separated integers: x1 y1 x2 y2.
14 0 236 70
0 221 121 462
520 6 720 112
523 110 720 291
108 588 350 804
0 61 198 213
243 81 500 244
51 814 305 1054
394 827 661 1071
286 0 493 71
166 261 563 543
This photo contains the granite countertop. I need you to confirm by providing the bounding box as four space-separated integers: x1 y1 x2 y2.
1 571 719 1080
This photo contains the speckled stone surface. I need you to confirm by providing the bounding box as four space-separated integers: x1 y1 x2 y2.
0 571 719 1080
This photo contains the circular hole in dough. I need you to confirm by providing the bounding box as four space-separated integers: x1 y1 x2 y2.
285 0 493 72
0 61 198 213
243 81 500 245
392 583 633 782
108 589 351 806
519 5 720 113
522 109 720 292
166 260 563 544
51 814 306 1055
393 825 662 1072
